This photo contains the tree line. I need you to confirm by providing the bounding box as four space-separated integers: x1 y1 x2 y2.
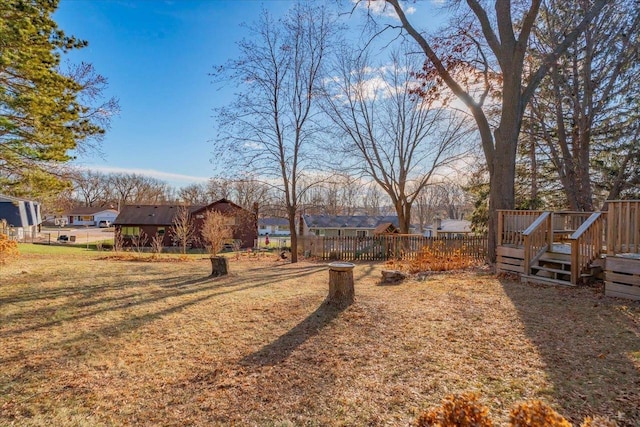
53 169 473 234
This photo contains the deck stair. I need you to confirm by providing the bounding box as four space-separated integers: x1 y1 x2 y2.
498 210 606 286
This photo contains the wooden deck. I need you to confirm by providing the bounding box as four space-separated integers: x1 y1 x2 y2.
604 201 640 301
498 202 640 300
497 210 605 286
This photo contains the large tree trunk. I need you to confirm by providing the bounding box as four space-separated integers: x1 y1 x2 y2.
487 82 521 263
288 207 298 263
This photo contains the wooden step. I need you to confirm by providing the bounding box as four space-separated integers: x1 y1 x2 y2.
532 265 571 275
539 252 571 263
521 274 576 287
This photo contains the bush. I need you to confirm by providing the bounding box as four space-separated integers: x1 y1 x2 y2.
0 233 19 265
415 394 616 427
415 393 493 427
509 400 571 427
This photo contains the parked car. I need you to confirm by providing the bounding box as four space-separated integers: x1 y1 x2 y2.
98 220 112 228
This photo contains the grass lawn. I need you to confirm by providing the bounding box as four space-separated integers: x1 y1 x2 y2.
1 248 639 426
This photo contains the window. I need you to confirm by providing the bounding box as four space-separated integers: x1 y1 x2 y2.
259 225 267 230
157 227 165 235
81 215 93 221
356 230 366 238
121 226 140 237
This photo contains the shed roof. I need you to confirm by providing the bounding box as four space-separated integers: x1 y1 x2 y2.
0 194 41 227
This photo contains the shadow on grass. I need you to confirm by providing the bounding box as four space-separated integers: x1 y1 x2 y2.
240 301 346 367
499 278 640 426
0 265 326 339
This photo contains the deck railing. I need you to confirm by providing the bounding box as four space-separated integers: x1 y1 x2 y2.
606 200 640 255
522 212 552 274
569 212 606 285
497 210 545 247
551 211 594 239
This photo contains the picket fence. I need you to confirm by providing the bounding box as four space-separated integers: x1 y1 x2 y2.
300 234 487 262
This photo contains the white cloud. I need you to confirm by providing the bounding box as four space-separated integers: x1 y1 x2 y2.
74 164 210 185
353 0 417 19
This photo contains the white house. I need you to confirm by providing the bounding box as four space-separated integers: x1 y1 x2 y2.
423 218 472 237
65 207 119 226
258 217 290 236
301 214 409 237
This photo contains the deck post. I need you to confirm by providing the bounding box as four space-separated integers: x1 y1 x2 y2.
497 211 504 246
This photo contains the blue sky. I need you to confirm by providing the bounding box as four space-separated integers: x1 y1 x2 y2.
55 0 293 187
55 0 444 188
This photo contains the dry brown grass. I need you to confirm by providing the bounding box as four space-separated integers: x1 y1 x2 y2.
1 249 639 426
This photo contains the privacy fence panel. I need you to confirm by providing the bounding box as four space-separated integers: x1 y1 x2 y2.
302 235 487 262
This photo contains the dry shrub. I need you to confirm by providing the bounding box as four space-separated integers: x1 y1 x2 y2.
581 416 618 427
404 240 479 274
416 395 613 427
0 232 19 265
415 392 493 427
200 211 232 256
150 233 163 257
509 400 571 427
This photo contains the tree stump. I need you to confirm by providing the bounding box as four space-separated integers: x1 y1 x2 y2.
381 269 408 284
327 262 355 307
210 256 229 277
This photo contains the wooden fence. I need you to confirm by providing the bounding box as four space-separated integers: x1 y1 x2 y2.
301 234 487 262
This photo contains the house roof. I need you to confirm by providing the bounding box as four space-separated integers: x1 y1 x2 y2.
302 215 400 229
259 217 289 227
113 199 250 226
114 205 197 225
67 207 119 216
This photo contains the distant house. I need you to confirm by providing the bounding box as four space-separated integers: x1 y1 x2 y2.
301 214 409 237
423 218 472 237
113 198 257 249
65 207 119 227
258 217 290 236
0 194 42 240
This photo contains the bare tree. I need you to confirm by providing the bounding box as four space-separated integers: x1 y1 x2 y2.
379 0 609 260
527 0 640 210
72 170 108 207
362 182 385 216
323 46 472 233
179 183 209 205
213 2 337 262
171 205 196 254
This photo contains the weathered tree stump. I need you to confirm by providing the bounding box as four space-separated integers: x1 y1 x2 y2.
210 256 229 277
327 262 355 307
381 269 408 284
